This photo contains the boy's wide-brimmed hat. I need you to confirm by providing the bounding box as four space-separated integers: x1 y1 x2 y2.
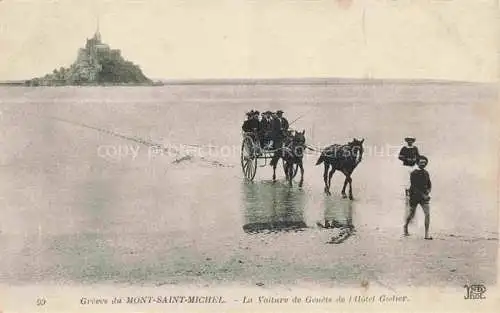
276 110 284 114
404 137 416 143
263 110 272 115
253 110 260 115
246 110 254 116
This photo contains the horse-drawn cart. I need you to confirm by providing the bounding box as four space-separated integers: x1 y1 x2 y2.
240 132 299 181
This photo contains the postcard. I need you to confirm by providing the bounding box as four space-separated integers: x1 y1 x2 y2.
0 0 498 312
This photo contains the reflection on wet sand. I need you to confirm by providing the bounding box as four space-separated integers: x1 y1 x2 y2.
241 181 307 233
317 196 355 244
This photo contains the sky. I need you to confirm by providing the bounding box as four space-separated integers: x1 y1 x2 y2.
0 0 498 82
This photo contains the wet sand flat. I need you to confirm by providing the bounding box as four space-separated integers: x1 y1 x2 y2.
0 82 497 287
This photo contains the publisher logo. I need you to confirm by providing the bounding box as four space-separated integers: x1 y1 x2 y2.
464 284 486 300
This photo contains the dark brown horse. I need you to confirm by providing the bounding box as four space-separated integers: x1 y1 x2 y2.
270 130 306 187
316 138 364 199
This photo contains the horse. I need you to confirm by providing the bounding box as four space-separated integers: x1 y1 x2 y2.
270 130 306 187
315 138 364 199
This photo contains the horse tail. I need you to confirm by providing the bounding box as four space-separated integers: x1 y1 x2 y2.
316 154 325 165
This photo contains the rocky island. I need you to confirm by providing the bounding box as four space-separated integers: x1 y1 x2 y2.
27 28 153 86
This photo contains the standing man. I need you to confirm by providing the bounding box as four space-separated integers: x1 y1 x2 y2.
276 110 289 132
398 137 420 196
270 110 289 150
404 156 432 240
270 111 283 149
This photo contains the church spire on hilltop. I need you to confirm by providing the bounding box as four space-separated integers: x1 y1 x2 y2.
84 15 109 53
93 16 101 42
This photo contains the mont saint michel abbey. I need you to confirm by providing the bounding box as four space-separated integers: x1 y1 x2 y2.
74 27 123 82
29 25 150 85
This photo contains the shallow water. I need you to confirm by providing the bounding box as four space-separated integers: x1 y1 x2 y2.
0 83 497 284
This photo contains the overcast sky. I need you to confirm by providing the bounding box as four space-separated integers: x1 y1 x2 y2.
0 0 497 82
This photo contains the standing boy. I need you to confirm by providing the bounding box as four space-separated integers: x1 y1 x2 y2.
404 156 432 240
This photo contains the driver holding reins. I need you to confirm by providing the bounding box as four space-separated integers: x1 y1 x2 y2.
270 110 290 150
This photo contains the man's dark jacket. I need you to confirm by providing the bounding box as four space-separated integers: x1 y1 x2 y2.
398 146 420 166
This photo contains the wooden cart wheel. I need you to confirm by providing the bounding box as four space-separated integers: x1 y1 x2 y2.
241 136 257 180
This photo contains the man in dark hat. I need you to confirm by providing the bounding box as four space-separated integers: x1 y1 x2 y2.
260 111 274 148
270 111 283 149
404 155 432 240
398 137 420 196
276 110 289 132
268 110 288 148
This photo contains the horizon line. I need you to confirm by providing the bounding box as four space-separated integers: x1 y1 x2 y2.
0 76 495 86
151 77 493 86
